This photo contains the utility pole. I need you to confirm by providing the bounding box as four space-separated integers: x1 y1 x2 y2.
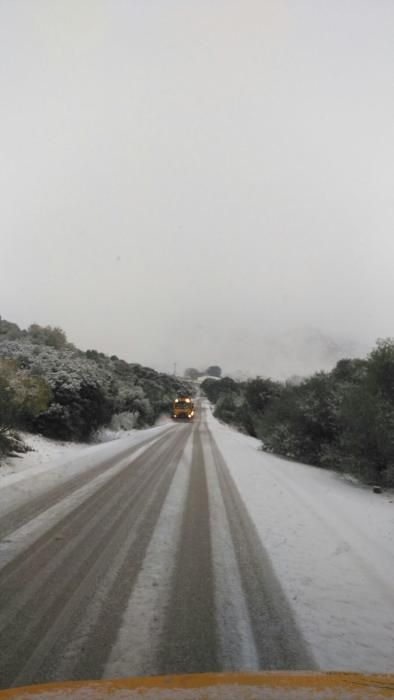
173 362 177 377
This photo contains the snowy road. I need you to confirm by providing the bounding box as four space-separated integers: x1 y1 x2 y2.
0 402 394 689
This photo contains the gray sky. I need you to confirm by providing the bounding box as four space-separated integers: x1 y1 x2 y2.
1 0 394 377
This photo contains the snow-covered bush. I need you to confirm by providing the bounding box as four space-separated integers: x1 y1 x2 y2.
0 342 113 440
110 411 138 431
0 357 51 420
0 357 52 457
0 428 29 458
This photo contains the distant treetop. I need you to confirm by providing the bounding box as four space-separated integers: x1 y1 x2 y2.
184 368 200 380
205 365 222 378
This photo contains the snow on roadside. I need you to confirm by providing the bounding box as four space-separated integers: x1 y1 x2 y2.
0 423 173 516
1 433 90 481
94 414 172 444
206 404 394 673
0 417 173 485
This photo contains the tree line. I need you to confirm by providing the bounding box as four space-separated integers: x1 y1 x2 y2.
202 339 394 487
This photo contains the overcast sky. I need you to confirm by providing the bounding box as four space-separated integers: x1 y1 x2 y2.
1 0 393 377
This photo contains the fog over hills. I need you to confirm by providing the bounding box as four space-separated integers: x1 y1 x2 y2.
244 326 369 380
181 325 370 381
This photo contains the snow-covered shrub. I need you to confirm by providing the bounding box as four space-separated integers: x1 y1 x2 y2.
110 411 137 431
0 428 29 458
0 342 113 440
27 324 68 349
0 357 52 460
6 365 51 425
214 392 242 425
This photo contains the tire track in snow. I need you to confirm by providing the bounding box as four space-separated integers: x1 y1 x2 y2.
206 424 316 670
0 426 191 689
0 430 176 576
0 434 174 573
102 431 194 678
201 422 259 670
157 423 219 674
0 428 172 541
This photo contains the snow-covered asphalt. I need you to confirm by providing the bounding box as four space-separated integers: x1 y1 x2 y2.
0 402 394 689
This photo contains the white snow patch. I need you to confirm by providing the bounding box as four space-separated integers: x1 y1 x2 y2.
1 432 90 481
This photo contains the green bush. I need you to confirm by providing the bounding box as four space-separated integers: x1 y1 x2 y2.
0 358 52 457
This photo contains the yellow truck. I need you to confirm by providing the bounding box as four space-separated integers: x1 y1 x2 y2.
172 395 194 421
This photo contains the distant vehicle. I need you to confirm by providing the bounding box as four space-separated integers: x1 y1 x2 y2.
172 394 194 421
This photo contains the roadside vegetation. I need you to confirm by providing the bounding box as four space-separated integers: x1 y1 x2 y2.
0 316 188 460
202 339 394 487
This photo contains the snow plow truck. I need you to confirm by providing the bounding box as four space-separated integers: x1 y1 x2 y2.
172 393 194 421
